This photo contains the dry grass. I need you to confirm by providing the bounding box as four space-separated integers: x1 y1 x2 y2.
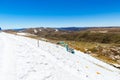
4 31 17 35
65 41 118 65
65 41 111 52
92 55 117 64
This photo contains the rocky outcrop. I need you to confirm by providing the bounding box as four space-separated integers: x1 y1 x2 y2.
85 45 120 68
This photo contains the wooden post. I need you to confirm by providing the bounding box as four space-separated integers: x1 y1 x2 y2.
37 39 39 47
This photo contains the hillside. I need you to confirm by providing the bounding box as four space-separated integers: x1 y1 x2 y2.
0 32 120 80
11 27 120 43
4 27 120 68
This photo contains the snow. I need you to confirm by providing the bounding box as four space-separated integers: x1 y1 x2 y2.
17 32 36 36
0 32 120 80
55 29 58 32
34 29 38 33
39 29 42 31
17 33 27 36
0 33 16 80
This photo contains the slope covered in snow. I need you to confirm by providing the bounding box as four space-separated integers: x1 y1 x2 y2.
0 32 120 80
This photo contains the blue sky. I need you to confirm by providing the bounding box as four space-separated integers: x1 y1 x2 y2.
0 0 120 29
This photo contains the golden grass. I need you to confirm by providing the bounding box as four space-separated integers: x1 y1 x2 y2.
65 41 111 52
65 41 118 65
93 55 117 64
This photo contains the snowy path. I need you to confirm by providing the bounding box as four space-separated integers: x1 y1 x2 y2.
0 32 120 80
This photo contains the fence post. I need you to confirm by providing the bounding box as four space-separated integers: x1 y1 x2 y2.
37 39 39 47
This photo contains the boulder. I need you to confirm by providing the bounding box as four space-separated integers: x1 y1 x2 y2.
117 60 120 64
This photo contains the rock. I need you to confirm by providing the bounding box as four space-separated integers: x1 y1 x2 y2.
109 55 116 60
87 51 92 54
115 55 120 60
112 63 120 68
117 60 120 64
91 53 98 57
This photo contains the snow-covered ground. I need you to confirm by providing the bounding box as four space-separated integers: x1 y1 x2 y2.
16 32 36 36
0 32 120 80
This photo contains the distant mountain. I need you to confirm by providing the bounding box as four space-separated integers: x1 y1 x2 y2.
13 28 27 31
6 26 120 32
56 27 90 31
